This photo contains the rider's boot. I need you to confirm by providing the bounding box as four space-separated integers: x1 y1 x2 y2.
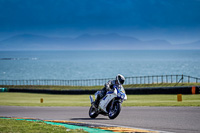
94 94 101 108
94 89 106 108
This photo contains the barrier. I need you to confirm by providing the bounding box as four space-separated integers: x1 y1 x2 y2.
0 88 7 92
125 86 199 94
7 86 199 95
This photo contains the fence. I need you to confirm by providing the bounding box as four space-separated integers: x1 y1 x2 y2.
0 75 199 87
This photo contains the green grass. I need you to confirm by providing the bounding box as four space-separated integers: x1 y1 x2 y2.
0 92 200 106
0 93 90 106
0 119 87 133
1 82 200 90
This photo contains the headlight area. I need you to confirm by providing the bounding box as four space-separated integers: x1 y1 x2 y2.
117 92 121 98
117 92 125 100
121 94 125 99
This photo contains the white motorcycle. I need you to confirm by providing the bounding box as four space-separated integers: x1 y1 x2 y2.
89 85 127 119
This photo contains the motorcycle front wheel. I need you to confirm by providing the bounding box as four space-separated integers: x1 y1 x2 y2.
108 102 121 119
89 106 98 119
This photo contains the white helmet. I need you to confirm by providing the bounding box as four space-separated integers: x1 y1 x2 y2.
116 74 125 85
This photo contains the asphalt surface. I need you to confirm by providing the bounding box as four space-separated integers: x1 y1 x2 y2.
0 106 200 133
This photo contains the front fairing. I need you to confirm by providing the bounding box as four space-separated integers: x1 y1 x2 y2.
113 85 127 102
120 86 127 101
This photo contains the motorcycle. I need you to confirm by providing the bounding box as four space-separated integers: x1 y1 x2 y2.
89 85 127 119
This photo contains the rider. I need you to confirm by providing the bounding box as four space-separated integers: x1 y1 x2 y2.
94 74 125 107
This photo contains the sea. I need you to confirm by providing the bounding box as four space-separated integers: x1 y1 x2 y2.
0 50 200 80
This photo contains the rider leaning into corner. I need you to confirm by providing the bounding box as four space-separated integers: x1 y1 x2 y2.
94 74 125 107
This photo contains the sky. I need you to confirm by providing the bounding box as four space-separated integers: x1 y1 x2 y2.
0 0 200 44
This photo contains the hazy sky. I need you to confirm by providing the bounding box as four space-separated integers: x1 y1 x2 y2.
0 0 200 43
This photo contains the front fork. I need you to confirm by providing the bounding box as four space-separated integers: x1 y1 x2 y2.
110 98 115 110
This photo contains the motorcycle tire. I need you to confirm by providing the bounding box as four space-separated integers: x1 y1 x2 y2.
89 106 98 119
108 102 121 119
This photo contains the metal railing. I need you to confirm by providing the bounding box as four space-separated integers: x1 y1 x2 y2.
125 75 200 86
0 75 199 86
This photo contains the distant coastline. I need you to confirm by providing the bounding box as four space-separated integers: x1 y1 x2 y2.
0 33 199 50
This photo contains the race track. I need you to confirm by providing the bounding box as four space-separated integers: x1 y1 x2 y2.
0 106 200 133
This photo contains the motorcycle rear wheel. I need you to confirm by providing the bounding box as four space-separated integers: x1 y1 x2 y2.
108 102 121 119
89 106 98 119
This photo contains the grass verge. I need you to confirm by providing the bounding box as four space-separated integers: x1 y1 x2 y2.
0 92 200 106
0 118 87 133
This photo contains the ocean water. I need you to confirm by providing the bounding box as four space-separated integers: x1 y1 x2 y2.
0 50 200 80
